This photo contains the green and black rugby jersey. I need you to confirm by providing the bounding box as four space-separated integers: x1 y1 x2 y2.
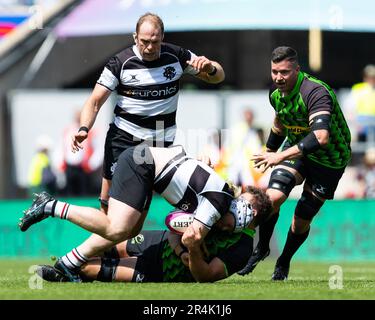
269 71 351 169
161 228 254 282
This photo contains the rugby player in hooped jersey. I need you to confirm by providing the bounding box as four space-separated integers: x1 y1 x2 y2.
238 46 351 280
70 12 225 214
19 145 272 282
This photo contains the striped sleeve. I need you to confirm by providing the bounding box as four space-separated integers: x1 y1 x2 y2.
194 197 222 229
165 43 199 75
97 56 121 91
183 50 200 76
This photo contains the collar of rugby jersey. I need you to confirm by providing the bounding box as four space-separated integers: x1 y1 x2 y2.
132 44 161 62
280 71 304 102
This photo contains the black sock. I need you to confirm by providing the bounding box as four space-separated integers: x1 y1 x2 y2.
257 211 279 252
277 227 310 267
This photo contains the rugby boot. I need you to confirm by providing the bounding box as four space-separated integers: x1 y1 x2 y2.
271 262 290 281
36 265 69 282
18 192 54 232
237 245 270 275
54 258 82 283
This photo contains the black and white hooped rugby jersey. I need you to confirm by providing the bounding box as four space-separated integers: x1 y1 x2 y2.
154 155 234 229
97 43 199 142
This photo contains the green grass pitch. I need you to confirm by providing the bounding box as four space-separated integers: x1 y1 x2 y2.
0 259 374 300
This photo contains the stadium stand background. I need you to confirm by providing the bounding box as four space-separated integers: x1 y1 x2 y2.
0 0 374 260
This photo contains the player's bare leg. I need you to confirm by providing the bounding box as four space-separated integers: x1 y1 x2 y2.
20 192 146 282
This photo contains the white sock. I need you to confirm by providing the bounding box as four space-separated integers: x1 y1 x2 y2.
61 248 88 270
45 200 70 220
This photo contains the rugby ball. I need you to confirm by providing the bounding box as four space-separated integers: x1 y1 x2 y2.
165 211 194 235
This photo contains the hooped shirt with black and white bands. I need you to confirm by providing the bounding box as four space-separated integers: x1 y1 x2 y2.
153 148 234 229
97 43 199 142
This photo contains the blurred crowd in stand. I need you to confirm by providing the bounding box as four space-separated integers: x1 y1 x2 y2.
28 110 103 197
344 64 375 143
26 61 375 200
203 108 271 193
27 99 375 200
341 64 375 199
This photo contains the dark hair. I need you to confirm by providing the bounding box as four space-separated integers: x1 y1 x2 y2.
271 46 298 64
245 185 273 226
136 12 164 35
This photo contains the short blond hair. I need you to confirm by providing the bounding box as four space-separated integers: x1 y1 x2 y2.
136 12 164 35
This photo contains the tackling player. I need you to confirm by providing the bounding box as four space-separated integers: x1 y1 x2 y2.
19 145 272 282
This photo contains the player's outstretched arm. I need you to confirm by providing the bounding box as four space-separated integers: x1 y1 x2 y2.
71 84 111 152
188 56 225 84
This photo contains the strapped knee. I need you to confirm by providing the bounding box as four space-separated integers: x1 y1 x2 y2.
97 257 119 282
103 246 120 259
268 168 296 196
295 191 324 221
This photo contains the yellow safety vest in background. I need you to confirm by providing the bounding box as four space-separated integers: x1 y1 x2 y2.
28 152 50 187
352 82 375 116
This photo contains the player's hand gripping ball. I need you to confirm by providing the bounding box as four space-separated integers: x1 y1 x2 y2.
165 211 194 235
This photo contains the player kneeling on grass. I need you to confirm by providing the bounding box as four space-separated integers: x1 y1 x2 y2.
37 204 270 283
19 144 272 282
